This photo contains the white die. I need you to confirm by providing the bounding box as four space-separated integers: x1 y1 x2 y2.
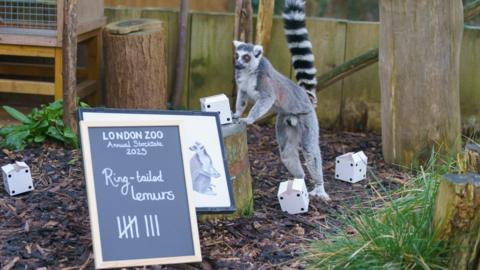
2 161 34 196
277 179 309 214
200 94 233 125
335 151 368 183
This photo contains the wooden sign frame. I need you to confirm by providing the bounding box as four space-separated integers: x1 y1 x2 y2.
79 120 202 269
78 108 236 213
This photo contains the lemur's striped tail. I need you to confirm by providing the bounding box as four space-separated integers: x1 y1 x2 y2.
283 0 318 105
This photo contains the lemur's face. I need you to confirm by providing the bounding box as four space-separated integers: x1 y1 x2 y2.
233 40 263 71
189 142 205 152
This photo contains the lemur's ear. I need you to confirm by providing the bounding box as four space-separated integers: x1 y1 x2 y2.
253 45 263 58
233 40 243 48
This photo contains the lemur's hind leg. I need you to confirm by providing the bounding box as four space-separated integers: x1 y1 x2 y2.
300 113 331 202
276 114 305 179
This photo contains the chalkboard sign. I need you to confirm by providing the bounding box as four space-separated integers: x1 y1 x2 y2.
79 121 201 268
78 108 236 213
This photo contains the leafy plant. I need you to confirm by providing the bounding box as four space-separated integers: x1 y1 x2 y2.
306 155 454 270
0 100 89 150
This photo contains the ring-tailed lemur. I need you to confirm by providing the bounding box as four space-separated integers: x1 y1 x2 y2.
232 0 330 201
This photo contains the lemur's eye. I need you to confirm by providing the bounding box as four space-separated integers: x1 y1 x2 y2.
242 54 251 63
235 53 239 60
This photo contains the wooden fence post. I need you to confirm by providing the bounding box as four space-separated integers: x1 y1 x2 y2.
234 0 253 43
379 0 463 166
434 174 480 270
172 0 189 109
63 0 78 134
255 0 274 52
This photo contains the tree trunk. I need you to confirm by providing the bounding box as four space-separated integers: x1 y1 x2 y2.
199 122 253 220
63 0 78 134
433 174 480 270
104 19 167 109
379 0 463 166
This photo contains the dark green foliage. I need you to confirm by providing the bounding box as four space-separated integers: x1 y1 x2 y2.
0 100 89 150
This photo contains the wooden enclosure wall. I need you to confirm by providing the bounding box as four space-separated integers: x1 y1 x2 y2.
105 8 480 134
105 0 234 12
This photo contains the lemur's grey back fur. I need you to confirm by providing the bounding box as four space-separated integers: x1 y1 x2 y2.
283 0 318 104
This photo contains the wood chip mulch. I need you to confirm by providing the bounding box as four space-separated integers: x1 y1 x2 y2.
0 125 409 270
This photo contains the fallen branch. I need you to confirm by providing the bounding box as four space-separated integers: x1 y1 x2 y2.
317 48 378 91
465 0 480 21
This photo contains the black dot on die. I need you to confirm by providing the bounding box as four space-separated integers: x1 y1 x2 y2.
207 105 211 108
227 118 231 121
356 163 358 167
337 160 340 163
8 174 12 178
350 164 353 167
336 174 339 177
349 178 353 181
301 208 304 211
25 170 28 173
11 190 15 194
280 197 284 200
359 169 362 172
297 194 300 197
28 186 32 189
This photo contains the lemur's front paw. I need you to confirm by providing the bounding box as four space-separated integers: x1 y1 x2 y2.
239 118 254 125
310 185 331 202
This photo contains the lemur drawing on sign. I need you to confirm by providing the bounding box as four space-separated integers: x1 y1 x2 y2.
233 0 330 201
189 142 221 196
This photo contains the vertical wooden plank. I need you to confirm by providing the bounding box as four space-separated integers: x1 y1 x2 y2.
342 21 380 133
265 16 291 78
460 26 480 134
188 13 235 110
306 18 347 129
104 7 142 23
54 48 63 100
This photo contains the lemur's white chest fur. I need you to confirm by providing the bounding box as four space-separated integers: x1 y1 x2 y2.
236 71 259 100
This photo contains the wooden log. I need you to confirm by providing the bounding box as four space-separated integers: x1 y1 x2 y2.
465 144 480 173
255 0 274 53
172 0 189 109
103 19 167 109
63 0 78 134
433 174 480 270
379 0 463 166
199 122 253 220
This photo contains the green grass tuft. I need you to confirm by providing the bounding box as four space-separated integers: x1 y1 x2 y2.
306 155 454 270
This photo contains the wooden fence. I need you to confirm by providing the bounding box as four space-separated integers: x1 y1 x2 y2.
105 8 480 134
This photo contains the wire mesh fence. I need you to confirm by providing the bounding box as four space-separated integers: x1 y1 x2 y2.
0 0 57 30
